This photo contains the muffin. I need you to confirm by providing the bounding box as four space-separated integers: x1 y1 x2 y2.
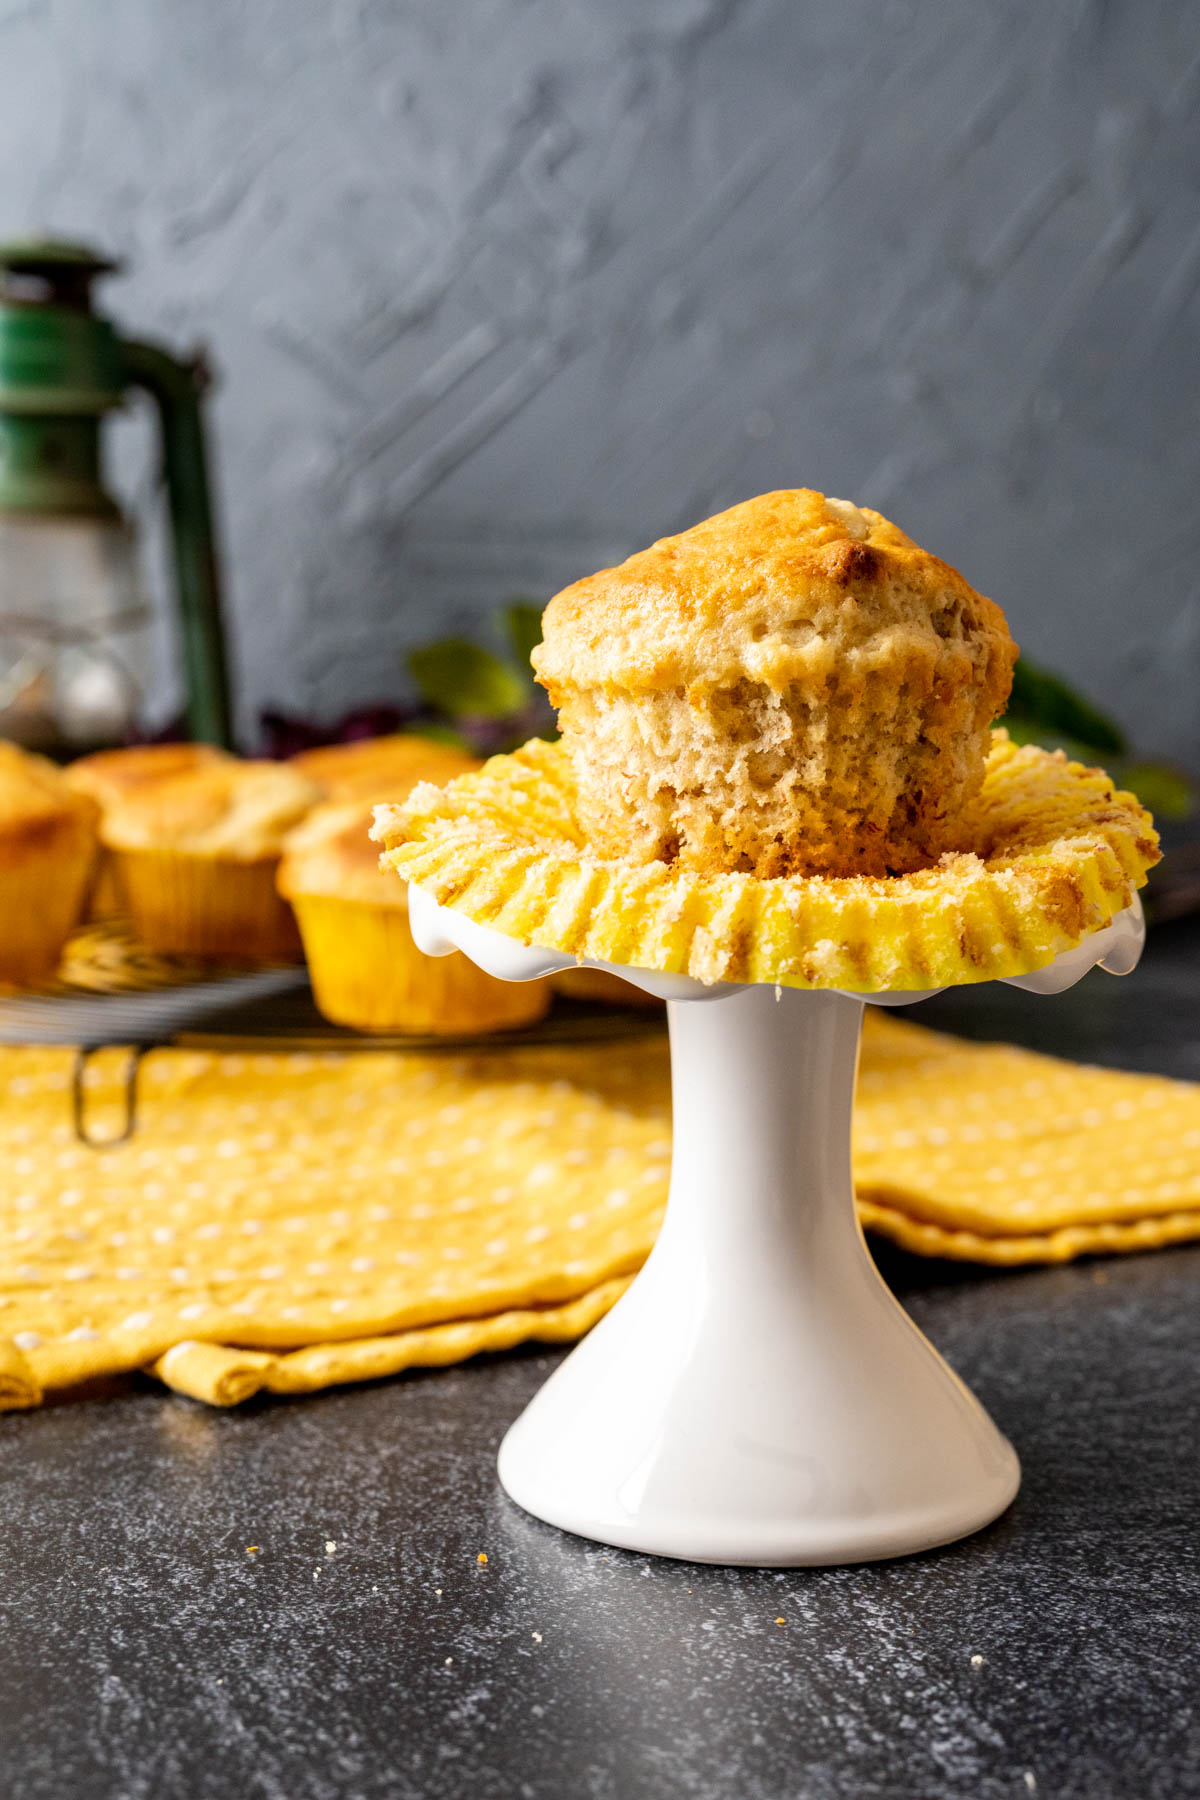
65 742 232 917
551 968 662 1009
0 741 99 984
279 799 551 1034
100 760 321 957
289 734 478 805
65 741 232 806
532 490 1017 879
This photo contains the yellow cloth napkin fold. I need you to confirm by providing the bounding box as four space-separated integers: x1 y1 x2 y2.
2 1016 1197 1409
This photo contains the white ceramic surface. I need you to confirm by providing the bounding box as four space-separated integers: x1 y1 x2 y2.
409 885 1144 1565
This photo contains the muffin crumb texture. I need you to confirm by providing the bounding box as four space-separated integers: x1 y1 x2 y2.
533 490 1018 879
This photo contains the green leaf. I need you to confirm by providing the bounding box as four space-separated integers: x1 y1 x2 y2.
999 714 1047 750
1002 719 1114 768
1120 762 1197 822
407 640 529 721
502 600 545 675
1006 657 1127 757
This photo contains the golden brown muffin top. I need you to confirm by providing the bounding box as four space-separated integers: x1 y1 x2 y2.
0 740 99 844
289 734 479 804
278 800 403 907
533 489 1016 699
65 741 231 808
100 761 321 860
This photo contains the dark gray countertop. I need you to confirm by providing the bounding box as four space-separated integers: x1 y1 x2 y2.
3 922 1199 1800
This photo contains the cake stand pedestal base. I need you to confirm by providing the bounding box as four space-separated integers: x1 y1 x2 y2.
409 887 1142 1566
498 982 1018 1565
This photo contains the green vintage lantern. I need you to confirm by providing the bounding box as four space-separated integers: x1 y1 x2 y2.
0 239 231 752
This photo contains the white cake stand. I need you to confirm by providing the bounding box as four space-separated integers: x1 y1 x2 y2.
410 885 1145 1567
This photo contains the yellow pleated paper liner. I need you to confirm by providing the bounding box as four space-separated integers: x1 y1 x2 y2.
375 731 1159 991
2 1012 1199 1409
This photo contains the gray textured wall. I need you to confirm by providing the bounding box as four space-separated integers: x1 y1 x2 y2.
1 0 1197 758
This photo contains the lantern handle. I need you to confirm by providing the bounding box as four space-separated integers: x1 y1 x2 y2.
120 338 233 748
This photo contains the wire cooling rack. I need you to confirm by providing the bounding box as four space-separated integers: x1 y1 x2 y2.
0 922 663 1145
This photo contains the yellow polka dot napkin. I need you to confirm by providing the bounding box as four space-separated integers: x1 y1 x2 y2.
853 1014 1200 1263
1 1015 1197 1410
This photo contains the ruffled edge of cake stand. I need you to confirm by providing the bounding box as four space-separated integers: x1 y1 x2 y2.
372 730 1159 993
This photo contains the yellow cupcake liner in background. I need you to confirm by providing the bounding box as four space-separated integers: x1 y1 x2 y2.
84 850 125 921
1 1012 1197 1410
111 846 303 960
291 893 551 1034
0 824 97 989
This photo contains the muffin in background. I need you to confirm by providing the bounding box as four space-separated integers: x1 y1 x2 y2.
0 741 99 985
65 741 232 918
532 489 1017 879
551 967 662 1009
289 733 478 805
65 741 232 805
279 799 551 1035
100 760 321 957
